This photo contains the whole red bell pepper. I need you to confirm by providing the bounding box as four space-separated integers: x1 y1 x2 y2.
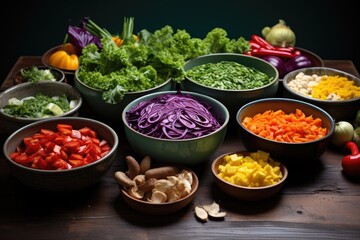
342 141 360 177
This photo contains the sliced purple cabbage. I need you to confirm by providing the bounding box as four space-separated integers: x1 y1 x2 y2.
126 93 222 140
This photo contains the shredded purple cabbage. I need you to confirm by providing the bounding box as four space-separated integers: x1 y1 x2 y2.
126 93 222 139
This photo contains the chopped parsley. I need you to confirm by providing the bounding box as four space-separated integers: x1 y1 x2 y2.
1 94 72 118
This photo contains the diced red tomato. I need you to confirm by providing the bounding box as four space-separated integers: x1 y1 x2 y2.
8 123 112 171
69 159 85 167
71 129 82 139
40 129 55 135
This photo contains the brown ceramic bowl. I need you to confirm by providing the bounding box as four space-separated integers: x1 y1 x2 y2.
119 168 199 215
13 65 66 85
42 45 78 75
236 98 335 164
211 151 288 201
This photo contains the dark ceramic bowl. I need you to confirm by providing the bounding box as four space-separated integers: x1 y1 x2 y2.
0 81 82 135
13 66 66 85
181 53 279 125
236 98 335 165
74 69 175 123
3 117 118 192
283 67 360 121
122 91 229 166
212 151 288 201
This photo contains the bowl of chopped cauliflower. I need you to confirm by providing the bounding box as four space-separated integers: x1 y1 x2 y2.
0 81 82 136
283 67 360 121
211 150 288 201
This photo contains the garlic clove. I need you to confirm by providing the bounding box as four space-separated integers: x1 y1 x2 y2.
203 201 220 214
194 206 208 222
208 211 227 219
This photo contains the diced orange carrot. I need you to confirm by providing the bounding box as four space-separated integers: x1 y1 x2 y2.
241 109 328 143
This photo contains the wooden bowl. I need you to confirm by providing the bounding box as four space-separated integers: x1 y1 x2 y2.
119 168 199 215
211 151 288 201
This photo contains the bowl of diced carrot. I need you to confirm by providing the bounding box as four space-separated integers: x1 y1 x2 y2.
236 98 335 165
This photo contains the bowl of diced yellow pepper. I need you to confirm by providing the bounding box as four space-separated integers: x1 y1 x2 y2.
211 150 288 201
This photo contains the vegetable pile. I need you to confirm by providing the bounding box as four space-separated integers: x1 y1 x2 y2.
9 124 111 170
331 110 360 177
245 20 314 78
125 92 222 139
57 17 250 104
186 61 273 90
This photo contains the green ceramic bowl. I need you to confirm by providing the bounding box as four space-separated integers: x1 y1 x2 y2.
3 117 118 192
181 53 279 124
74 69 175 123
122 91 229 166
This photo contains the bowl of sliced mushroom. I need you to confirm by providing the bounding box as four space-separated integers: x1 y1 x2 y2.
114 155 199 215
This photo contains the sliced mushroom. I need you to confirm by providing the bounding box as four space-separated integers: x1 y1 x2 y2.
150 190 167 203
133 174 146 186
129 187 144 199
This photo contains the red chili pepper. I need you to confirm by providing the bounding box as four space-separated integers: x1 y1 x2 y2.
273 46 295 53
251 35 275 50
251 48 295 58
249 40 261 49
341 141 360 177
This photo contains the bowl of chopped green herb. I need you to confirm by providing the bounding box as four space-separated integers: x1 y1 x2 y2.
0 81 82 136
13 65 66 85
181 53 279 127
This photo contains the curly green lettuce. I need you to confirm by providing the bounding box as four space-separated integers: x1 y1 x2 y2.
78 25 250 104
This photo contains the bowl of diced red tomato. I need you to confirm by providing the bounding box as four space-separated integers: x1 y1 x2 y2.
236 98 335 165
3 117 118 192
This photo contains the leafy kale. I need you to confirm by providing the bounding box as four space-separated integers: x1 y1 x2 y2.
78 25 250 104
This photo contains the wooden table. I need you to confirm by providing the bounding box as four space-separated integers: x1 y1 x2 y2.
1 57 360 240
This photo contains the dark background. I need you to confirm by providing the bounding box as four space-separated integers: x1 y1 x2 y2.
1 0 359 85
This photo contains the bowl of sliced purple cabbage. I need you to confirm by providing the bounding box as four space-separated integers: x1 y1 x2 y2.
122 91 229 166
